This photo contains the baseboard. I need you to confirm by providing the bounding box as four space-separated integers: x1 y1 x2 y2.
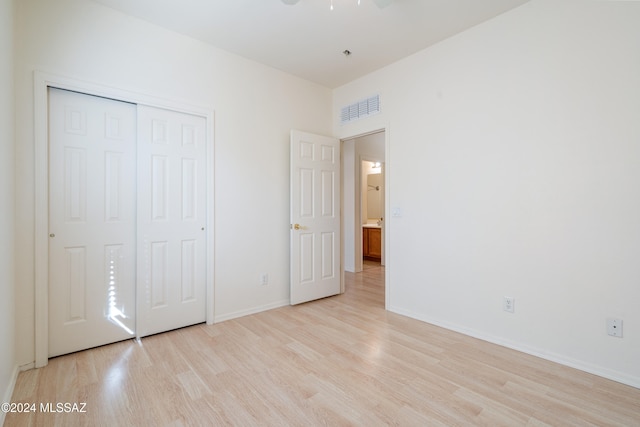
214 299 290 323
18 362 35 372
1 364 20 426
389 305 640 390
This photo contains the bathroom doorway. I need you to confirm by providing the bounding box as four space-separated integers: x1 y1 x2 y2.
362 159 384 266
342 130 386 274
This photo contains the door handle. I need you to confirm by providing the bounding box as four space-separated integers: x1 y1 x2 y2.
292 223 304 230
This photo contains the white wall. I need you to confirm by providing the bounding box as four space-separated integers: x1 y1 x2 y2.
14 0 332 366
334 0 640 387
0 0 16 414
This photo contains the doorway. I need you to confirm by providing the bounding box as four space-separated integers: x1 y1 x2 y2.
361 159 384 265
341 129 387 306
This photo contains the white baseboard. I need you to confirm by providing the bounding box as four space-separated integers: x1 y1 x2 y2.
18 362 35 372
214 299 290 323
1 364 20 426
389 305 640 390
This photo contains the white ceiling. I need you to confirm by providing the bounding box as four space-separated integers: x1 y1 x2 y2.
91 0 530 88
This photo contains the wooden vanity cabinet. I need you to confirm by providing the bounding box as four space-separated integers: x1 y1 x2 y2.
363 227 382 261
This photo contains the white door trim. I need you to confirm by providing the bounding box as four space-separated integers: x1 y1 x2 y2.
33 71 215 367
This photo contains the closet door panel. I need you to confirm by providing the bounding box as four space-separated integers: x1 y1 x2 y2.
48 88 137 357
137 106 207 337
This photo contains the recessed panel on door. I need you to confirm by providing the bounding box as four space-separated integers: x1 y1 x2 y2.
182 158 197 221
321 170 335 217
300 168 314 218
150 241 169 308
300 233 314 284
181 239 197 302
321 232 335 279
64 147 87 223
63 246 87 323
104 151 124 222
152 155 169 221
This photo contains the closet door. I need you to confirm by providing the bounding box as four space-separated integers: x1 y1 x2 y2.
136 106 207 337
48 88 137 357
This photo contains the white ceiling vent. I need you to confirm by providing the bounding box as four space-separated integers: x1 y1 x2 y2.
340 94 380 125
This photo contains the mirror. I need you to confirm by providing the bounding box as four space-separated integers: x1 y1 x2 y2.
367 173 383 219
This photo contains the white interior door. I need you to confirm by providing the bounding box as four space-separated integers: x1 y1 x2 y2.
290 130 341 304
136 105 207 337
48 88 137 357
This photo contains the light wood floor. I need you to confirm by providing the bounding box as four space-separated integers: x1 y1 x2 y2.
6 263 640 426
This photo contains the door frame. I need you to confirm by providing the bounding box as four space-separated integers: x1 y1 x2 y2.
340 127 390 309
33 71 215 367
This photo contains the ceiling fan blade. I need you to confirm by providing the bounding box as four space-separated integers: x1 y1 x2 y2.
281 0 301 4
372 0 393 8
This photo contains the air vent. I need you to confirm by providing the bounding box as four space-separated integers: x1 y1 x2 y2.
340 94 380 125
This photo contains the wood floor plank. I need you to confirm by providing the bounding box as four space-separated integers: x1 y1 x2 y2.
6 262 640 426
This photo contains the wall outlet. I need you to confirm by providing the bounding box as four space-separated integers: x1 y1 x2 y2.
503 296 515 313
260 273 268 286
607 318 623 338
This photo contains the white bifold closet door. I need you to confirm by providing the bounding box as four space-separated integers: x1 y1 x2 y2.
48 88 138 357
136 105 207 338
48 88 206 357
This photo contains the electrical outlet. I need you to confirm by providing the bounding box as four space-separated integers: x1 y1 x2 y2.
503 296 515 313
607 318 623 338
260 273 268 286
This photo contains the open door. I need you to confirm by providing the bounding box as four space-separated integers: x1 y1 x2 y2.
290 130 341 305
